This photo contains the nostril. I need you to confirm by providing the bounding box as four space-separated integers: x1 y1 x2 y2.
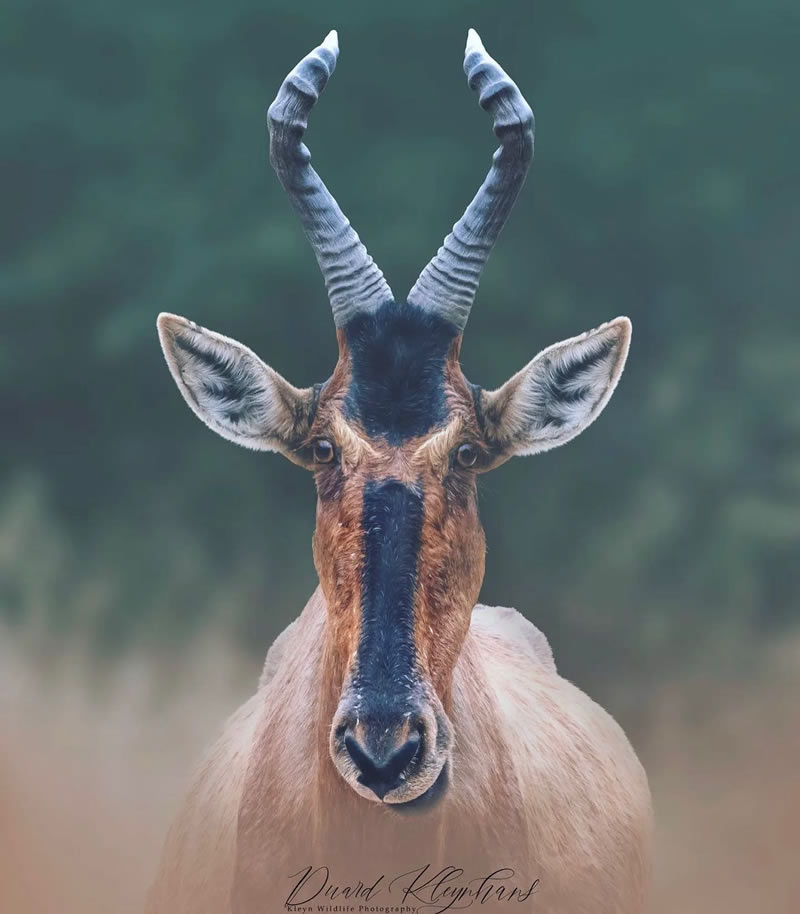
344 730 377 777
387 730 421 776
343 725 423 799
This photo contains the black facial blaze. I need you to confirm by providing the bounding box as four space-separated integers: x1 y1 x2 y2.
343 300 458 443
354 479 424 720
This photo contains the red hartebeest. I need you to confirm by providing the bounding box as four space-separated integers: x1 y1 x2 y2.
147 30 652 914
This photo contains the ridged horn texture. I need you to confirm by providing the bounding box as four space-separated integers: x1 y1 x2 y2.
407 29 535 332
267 31 393 327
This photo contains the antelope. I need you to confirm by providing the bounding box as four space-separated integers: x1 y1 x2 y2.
147 30 652 914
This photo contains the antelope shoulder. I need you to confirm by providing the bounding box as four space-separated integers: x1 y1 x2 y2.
461 603 653 913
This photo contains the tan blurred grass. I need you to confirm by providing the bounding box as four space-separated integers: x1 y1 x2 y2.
0 628 260 914
646 635 800 914
1 625 798 914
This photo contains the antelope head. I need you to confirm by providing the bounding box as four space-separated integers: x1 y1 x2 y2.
158 31 630 811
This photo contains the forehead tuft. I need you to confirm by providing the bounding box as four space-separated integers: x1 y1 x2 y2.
342 300 459 444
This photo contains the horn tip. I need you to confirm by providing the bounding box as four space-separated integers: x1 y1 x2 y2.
465 28 485 55
323 30 339 52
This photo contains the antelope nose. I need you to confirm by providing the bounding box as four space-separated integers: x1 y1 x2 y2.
344 726 422 800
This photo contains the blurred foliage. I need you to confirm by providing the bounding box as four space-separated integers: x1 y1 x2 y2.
1 0 798 688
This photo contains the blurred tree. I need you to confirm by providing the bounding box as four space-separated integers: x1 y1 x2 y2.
1 0 797 687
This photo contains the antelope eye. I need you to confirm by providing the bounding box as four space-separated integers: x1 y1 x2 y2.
456 443 478 469
313 439 336 464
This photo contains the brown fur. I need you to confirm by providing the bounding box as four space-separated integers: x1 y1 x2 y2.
307 342 489 714
146 590 652 914
150 329 651 913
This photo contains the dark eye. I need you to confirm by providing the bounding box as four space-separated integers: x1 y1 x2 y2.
313 439 336 464
456 443 478 469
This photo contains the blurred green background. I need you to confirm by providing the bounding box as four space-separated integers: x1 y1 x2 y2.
2 0 798 695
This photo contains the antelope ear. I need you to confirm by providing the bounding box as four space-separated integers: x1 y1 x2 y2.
480 317 631 460
157 313 314 461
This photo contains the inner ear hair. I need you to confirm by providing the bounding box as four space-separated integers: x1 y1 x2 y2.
157 313 314 461
480 317 631 460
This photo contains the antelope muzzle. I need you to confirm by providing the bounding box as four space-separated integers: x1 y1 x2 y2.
331 686 452 809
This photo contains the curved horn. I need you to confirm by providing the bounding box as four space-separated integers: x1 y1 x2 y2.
408 29 534 332
268 31 393 327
